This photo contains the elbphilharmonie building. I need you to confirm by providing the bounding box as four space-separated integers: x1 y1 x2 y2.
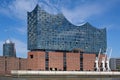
27 5 106 54
0 4 108 73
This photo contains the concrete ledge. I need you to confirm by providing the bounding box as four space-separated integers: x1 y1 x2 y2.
11 70 120 76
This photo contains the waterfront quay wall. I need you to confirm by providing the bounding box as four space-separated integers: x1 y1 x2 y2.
11 70 120 78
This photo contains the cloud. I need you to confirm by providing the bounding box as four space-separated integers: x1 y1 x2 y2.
11 38 27 58
0 0 62 20
38 0 62 14
62 4 103 25
9 0 38 20
0 0 38 20
16 26 27 35
61 0 120 26
0 0 119 22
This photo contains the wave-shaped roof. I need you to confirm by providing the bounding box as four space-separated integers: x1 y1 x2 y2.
28 4 105 30
27 4 107 53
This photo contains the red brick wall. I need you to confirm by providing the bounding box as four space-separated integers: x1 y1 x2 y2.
0 57 5 75
27 51 45 70
19 58 27 70
66 53 80 71
0 57 27 75
49 52 63 71
83 53 96 71
0 51 107 75
6 57 19 74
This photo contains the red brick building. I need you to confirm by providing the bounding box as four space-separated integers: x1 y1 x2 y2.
27 51 105 71
0 56 27 75
0 56 5 75
83 54 96 71
66 52 80 71
49 52 64 71
27 51 45 70
0 51 106 75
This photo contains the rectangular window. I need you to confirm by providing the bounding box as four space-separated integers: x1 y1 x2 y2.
63 67 66 71
46 58 49 61
30 55 33 59
80 68 83 71
45 67 49 70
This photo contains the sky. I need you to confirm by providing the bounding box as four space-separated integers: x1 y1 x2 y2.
0 0 120 58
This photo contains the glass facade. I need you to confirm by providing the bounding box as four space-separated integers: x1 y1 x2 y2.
3 40 16 57
27 5 107 53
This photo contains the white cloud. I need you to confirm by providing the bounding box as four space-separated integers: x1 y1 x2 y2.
62 4 102 25
16 26 27 35
9 0 38 20
0 0 61 20
38 0 61 14
0 0 38 20
61 0 120 26
0 0 119 22
11 38 27 58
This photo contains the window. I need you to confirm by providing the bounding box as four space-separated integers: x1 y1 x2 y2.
30 55 33 59
45 67 49 70
50 68 52 71
80 68 83 71
46 58 49 61
55 68 57 71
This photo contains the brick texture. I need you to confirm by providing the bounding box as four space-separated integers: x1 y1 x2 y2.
66 52 80 71
0 57 5 75
0 51 106 75
83 53 96 71
27 51 45 70
49 52 63 71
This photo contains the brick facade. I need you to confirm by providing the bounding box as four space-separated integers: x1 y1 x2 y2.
49 52 63 71
0 57 5 75
19 58 27 70
27 51 45 70
0 51 106 75
83 54 96 71
66 52 80 71
6 57 19 74
26 51 106 71
0 57 27 75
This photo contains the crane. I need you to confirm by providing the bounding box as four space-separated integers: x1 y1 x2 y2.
101 49 107 71
106 48 112 71
95 49 101 71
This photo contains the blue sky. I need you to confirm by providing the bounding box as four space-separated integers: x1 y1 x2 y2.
0 0 120 58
